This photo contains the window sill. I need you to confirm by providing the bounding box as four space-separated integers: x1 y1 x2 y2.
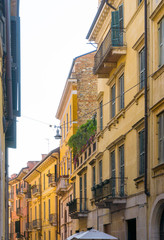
134 175 144 188
107 109 125 131
134 88 144 105
151 64 164 80
152 162 164 178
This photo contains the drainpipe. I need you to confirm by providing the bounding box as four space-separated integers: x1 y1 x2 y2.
35 170 42 239
144 0 149 197
5 0 13 121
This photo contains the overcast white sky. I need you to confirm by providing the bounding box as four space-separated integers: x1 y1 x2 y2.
8 0 98 176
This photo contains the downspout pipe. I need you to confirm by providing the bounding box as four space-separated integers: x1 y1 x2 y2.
5 0 13 121
144 0 149 196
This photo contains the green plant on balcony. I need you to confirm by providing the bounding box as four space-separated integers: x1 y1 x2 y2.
67 119 97 163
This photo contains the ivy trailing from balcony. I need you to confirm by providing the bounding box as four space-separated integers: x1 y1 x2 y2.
67 119 97 163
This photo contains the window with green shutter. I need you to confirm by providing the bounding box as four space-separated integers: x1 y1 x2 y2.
99 160 102 183
158 112 164 163
139 47 145 89
80 177 82 211
159 17 164 67
84 173 87 210
111 84 115 118
139 129 145 175
11 16 21 117
111 4 124 46
119 145 124 196
111 151 115 196
100 101 103 130
119 74 124 110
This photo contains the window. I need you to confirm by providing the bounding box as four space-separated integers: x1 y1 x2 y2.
111 84 115 118
70 105 72 126
44 232 46 240
139 47 145 89
54 164 57 182
49 231 51 240
119 145 124 196
73 182 76 199
158 112 164 163
111 151 116 196
139 129 145 175
48 170 50 184
35 206 37 220
111 4 124 46
159 17 164 67
92 166 96 187
84 173 87 210
64 121 65 138
44 201 46 220
80 177 83 211
119 74 124 110
99 160 102 183
48 199 51 219
43 173 45 190
70 151 72 174
100 100 103 130
66 113 68 132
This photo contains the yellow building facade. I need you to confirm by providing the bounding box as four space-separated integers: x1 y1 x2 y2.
24 148 60 240
84 0 164 239
55 52 97 240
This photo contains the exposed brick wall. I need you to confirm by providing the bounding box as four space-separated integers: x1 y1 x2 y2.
72 52 97 127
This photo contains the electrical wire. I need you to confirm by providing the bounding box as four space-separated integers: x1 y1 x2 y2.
13 73 152 130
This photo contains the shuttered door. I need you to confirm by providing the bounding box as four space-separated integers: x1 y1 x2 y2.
11 16 21 116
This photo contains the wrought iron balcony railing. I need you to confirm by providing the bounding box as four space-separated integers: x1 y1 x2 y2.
91 177 127 202
26 222 32 231
16 207 23 217
32 219 41 229
67 198 88 219
49 213 57 226
16 188 24 197
48 174 57 187
31 185 40 197
25 191 31 199
56 176 69 195
94 28 126 74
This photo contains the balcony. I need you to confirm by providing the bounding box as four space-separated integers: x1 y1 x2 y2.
67 198 88 219
25 191 31 200
26 222 32 231
32 219 41 230
48 174 57 187
56 176 69 196
9 192 14 202
49 213 57 226
16 207 23 217
31 185 40 197
16 188 24 198
94 28 126 75
91 177 127 209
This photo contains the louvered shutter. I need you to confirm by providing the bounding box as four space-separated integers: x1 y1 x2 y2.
111 11 119 46
5 116 16 148
11 16 21 116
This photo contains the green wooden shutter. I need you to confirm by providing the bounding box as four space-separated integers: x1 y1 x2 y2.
111 11 119 46
11 16 21 117
5 116 16 148
119 4 124 46
15 220 20 233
